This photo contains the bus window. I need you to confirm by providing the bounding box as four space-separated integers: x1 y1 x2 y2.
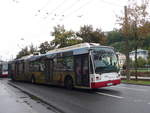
54 56 74 72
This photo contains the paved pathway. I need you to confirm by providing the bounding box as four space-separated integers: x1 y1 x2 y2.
0 78 55 113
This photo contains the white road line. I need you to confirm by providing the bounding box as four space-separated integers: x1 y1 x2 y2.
96 92 124 99
114 86 147 92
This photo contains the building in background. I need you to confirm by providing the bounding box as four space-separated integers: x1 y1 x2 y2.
129 49 149 61
116 52 126 68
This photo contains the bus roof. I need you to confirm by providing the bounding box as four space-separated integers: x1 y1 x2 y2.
46 43 113 57
13 43 114 62
47 43 95 54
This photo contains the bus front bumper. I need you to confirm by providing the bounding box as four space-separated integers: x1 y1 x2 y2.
91 79 121 89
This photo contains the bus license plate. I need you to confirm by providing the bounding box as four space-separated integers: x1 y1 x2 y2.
107 83 113 86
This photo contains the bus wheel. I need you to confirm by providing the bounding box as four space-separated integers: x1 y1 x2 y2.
64 76 73 90
31 76 36 84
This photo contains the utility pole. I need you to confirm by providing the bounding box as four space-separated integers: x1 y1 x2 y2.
124 6 130 80
133 21 138 80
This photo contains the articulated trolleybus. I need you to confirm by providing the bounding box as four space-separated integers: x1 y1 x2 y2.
9 43 120 89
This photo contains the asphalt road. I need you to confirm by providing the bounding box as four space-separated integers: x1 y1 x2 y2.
1 78 150 113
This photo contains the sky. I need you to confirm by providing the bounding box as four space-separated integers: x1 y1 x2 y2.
0 0 131 60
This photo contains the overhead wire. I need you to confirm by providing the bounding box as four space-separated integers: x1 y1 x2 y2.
36 0 125 25
41 0 81 22
59 0 81 16
60 0 124 21
98 0 124 7
38 0 53 12
60 0 93 21
47 0 67 16
35 0 53 17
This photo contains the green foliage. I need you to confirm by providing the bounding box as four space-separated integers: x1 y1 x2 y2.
29 44 37 54
51 25 82 48
16 46 30 59
16 44 38 59
76 25 107 45
111 42 125 53
39 41 54 54
130 57 147 68
106 30 150 54
147 58 150 65
107 30 124 45
106 30 135 53
122 80 150 85
137 57 147 68
143 35 150 49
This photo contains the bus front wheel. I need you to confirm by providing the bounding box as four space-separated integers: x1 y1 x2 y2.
64 76 73 90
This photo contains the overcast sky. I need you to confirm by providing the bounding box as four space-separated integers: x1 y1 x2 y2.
0 0 132 60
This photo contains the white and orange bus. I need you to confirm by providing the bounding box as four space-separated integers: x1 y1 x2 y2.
9 43 120 89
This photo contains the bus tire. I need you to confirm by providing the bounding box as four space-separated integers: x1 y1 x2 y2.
64 76 73 90
31 76 36 84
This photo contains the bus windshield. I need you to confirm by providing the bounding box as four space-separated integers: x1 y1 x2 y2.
92 47 118 73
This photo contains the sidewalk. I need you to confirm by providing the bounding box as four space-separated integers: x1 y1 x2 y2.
0 79 55 113
0 81 34 113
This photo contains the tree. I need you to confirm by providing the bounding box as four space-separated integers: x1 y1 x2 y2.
117 6 131 80
147 57 150 65
76 25 107 45
107 30 125 45
137 57 147 68
117 0 150 80
29 44 37 54
51 25 82 48
128 0 150 80
143 32 150 49
107 30 127 53
39 41 54 54
16 46 30 59
107 25 150 53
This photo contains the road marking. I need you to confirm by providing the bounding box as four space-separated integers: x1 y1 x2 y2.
115 86 147 92
96 92 124 99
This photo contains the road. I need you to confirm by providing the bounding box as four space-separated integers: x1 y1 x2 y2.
1 78 150 113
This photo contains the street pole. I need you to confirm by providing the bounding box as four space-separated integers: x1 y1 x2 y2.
124 6 130 80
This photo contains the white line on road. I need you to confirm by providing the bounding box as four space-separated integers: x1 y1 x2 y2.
96 92 124 99
114 86 147 92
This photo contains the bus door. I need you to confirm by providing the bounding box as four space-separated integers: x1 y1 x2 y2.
75 54 89 87
45 59 53 82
